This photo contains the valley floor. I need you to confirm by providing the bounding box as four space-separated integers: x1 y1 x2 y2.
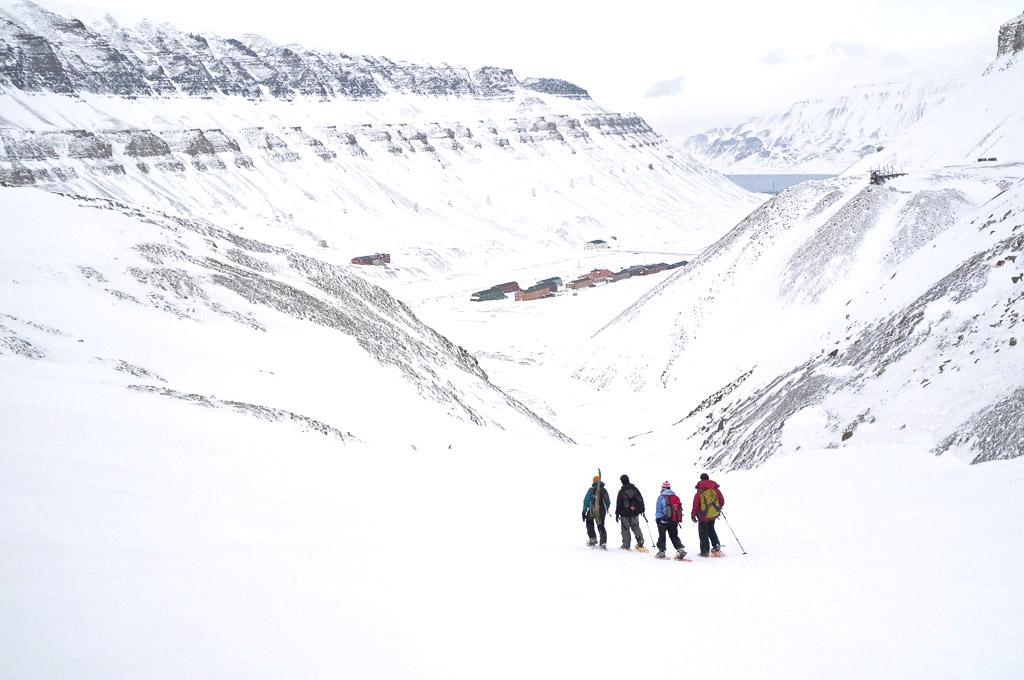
2 370 1023 679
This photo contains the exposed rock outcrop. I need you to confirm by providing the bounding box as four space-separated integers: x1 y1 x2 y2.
0 0 590 101
997 12 1024 58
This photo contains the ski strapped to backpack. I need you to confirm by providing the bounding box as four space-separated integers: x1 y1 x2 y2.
589 468 602 519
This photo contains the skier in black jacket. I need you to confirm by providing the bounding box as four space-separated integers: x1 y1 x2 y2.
615 474 647 550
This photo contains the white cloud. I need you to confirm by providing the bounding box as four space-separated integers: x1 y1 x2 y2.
644 76 685 98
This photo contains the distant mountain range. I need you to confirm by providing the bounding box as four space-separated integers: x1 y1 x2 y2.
681 78 966 174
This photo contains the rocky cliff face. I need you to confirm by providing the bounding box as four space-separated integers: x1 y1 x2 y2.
0 113 661 188
0 0 587 100
997 12 1024 58
0 0 759 280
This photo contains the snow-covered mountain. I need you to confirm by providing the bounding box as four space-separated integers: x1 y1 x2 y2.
563 15 1024 469
0 0 759 283
687 12 1024 176
571 164 1024 467
1 186 573 446
847 12 1024 174
0 0 761 446
682 78 965 174
2 4 1023 679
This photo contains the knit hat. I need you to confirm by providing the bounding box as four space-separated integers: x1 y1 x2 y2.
700 473 709 481
593 475 600 483
661 480 671 489
620 474 630 484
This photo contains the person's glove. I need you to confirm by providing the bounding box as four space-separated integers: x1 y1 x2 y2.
615 514 620 523
691 515 698 523
582 511 587 522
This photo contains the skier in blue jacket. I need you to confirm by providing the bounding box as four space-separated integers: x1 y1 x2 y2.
654 481 687 560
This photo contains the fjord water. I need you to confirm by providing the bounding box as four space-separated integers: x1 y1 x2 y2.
726 173 836 194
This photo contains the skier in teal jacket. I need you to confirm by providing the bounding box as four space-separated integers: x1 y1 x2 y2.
582 476 611 548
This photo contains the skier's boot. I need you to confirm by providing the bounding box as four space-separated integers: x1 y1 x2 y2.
655 550 666 559
620 544 631 550
598 543 607 550
587 539 597 547
635 545 649 553
711 547 723 557
675 549 688 560
698 552 710 558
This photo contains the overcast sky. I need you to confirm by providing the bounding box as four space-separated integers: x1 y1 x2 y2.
38 0 1024 137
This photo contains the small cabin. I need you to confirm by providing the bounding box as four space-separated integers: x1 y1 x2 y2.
567 277 593 290
584 239 609 250
490 281 521 293
535 276 562 291
610 269 632 282
471 288 507 302
587 268 614 282
515 287 553 302
351 253 391 265
667 260 689 269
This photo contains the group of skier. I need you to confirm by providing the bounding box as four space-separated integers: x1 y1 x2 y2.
582 473 725 560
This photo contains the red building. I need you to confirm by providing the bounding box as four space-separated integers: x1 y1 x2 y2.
515 288 553 301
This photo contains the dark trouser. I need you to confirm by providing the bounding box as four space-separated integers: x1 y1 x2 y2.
656 522 683 552
586 517 607 545
698 519 721 554
620 515 644 548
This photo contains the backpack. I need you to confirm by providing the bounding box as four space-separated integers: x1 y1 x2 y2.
699 488 721 520
664 494 683 523
622 486 642 515
587 486 606 519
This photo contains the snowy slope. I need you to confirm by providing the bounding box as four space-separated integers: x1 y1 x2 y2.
1 2 1023 677
0 187 569 445
682 78 965 174
3 379 1023 678
0 0 760 280
846 55 1024 173
571 165 1024 466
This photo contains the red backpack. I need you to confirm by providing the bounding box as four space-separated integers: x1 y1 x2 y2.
665 494 683 522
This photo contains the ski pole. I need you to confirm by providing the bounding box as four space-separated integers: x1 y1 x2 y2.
642 514 655 547
719 511 747 554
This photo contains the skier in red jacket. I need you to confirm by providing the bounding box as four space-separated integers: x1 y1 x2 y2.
691 473 724 557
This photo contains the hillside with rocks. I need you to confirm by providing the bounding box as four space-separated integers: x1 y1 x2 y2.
0 0 758 284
